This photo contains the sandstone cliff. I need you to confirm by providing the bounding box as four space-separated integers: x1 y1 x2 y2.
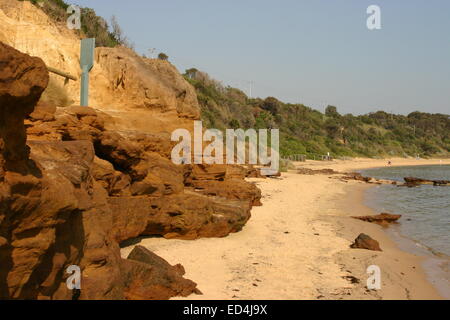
0 0 199 132
0 0 261 299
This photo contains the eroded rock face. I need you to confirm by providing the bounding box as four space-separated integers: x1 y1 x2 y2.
0 43 200 300
26 141 124 300
0 42 261 299
185 164 262 206
0 44 123 299
0 42 48 170
25 103 261 243
94 47 200 120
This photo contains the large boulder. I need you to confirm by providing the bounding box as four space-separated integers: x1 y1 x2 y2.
123 246 200 300
350 234 382 252
108 192 252 242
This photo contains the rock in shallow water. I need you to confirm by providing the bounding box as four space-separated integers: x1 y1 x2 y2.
404 177 450 187
351 213 401 227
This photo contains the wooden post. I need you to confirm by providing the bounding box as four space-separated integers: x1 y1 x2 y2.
47 66 77 81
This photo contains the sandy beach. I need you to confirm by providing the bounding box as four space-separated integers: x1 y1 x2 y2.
121 158 450 300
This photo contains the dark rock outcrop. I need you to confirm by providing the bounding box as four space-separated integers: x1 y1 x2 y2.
352 213 402 227
341 172 372 183
297 168 340 175
350 234 382 251
404 177 450 187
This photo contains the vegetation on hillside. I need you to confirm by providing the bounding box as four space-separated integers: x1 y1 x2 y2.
21 0 131 47
22 0 449 159
184 70 450 159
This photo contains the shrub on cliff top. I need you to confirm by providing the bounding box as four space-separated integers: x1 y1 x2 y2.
158 53 169 61
21 0 130 48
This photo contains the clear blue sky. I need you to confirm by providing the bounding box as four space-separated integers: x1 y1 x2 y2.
72 0 450 115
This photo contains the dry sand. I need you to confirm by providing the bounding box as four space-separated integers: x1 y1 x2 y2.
121 158 450 300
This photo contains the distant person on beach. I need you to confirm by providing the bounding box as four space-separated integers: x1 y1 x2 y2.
387 161 392 166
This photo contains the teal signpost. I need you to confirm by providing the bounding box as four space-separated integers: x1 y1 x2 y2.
80 38 95 106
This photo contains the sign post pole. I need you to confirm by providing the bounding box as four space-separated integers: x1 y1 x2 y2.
80 38 95 106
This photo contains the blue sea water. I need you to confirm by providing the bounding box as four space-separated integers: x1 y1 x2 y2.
360 165 450 256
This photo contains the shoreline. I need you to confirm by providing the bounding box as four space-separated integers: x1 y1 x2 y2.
356 169 450 299
301 158 450 299
382 223 450 299
121 158 450 300
330 181 445 299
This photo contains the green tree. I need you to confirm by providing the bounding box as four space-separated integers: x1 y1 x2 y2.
325 119 341 139
262 97 281 114
325 105 340 118
185 68 198 79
